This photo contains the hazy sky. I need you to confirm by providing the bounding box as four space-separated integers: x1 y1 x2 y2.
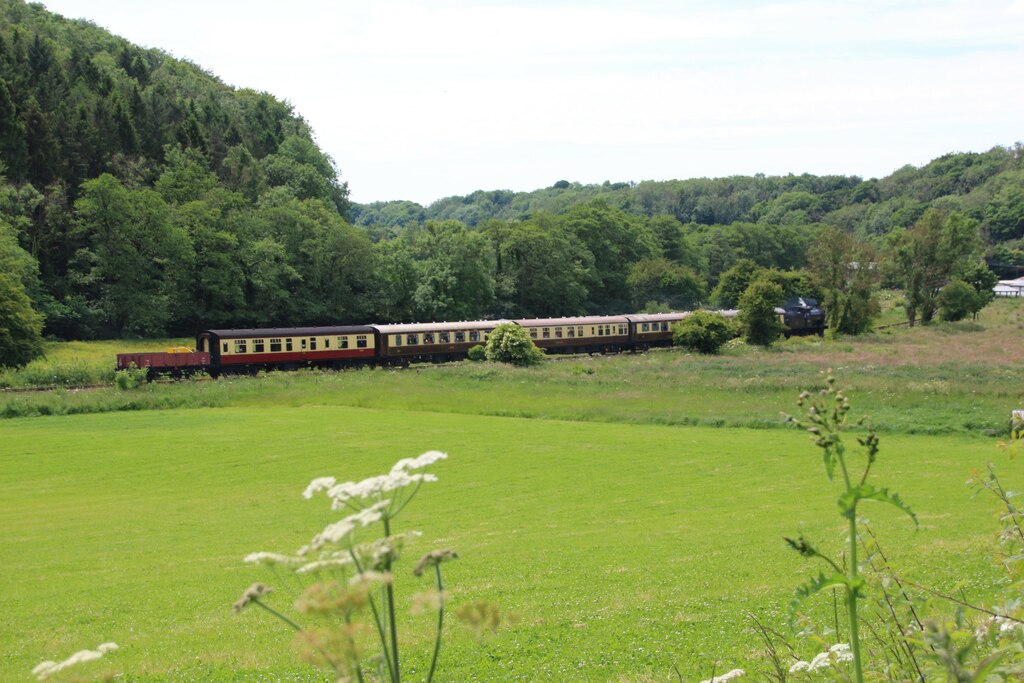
39 1 1024 205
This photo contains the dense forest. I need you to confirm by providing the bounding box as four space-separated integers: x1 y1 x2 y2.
1 0 1023 360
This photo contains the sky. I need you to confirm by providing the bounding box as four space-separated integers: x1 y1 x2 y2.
38 0 1024 206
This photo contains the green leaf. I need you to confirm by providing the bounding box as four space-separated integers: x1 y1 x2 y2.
791 571 856 612
837 484 918 526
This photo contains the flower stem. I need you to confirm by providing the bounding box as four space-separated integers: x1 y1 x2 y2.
383 517 401 683
426 564 446 683
846 514 864 683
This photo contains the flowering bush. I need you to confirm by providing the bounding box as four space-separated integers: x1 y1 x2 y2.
484 323 544 366
236 450 458 682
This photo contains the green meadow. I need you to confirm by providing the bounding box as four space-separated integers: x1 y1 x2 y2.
2 299 1024 681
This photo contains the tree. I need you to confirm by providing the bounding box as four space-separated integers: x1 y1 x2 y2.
72 174 190 336
886 209 982 326
561 201 658 312
672 310 735 354
712 259 763 308
411 221 495 322
937 279 983 322
626 257 705 310
0 271 45 368
738 279 784 346
808 227 880 335
484 322 544 366
488 216 591 318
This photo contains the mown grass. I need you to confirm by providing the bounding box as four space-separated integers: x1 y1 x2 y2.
0 406 1007 681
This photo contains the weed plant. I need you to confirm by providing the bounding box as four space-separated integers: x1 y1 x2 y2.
237 451 466 682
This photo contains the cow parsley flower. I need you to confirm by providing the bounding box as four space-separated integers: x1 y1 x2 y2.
699 668 745 683
311 499 391 549
243 552 305 567
391 450 448 473
302 476 337 499
31 643 119 681
789 643 853 673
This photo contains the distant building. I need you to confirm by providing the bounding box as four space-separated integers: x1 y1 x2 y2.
994 277 1024 297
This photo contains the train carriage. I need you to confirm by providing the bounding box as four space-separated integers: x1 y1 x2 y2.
370 320 510 364
624 312 689 348
197 326 378 375
513 315 631 354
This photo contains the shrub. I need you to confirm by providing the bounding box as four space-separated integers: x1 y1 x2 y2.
738 279 784 347
484 323 544 366
114 364 148 391
672 310 735 354
938 278 983 322
466 345 487 362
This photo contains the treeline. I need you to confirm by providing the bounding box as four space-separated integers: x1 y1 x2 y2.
353 147 1024 277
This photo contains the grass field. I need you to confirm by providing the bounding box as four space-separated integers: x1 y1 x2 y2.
2 299 1023 681
0 407 1008 681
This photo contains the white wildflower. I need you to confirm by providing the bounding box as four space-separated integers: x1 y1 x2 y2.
349 570 392 587
699 669 745 683
296 556 355 574
790 644 853 673
32 643 117 681
390 450 448 473
328 471 437 508
243 552 305 567
311 500 390 549
302 476 337 499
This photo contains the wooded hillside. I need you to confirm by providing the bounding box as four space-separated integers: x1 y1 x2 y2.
1 0 1022 353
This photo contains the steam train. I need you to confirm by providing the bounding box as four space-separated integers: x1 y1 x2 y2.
116 311 725 378
117 303 824 379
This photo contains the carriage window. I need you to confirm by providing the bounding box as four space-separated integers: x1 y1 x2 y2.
407 334 419 345
338 336 349 349
578 326 584 337
567 327 575 338
642 323 650 332
439 332 450 343
301 338 307 351
222 342 228 353
423 333 434 344
529 328 537 338
393 335 402 346
555 327 563 338
309 337 317 351
269 338 282 352
234 339 247 353
469 331 480 342
252 339 265 353
286 338 293 352
661 322 668 331
455 331 465 342
356 335 367 348
324 338 330 349
543 327 551 339
597 326 603 336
